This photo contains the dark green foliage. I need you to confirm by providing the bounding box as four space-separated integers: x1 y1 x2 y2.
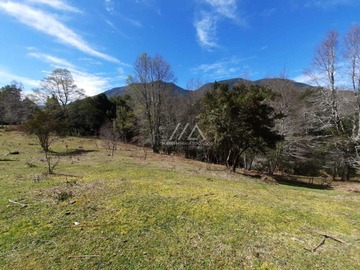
110 95 136 142
66 94 115 136
21 109 65 152
0 82 37 125
199 83 283 172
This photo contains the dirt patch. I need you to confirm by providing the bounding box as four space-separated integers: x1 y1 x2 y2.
331 181 360 193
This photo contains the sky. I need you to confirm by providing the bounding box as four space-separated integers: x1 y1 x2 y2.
0 0 360 96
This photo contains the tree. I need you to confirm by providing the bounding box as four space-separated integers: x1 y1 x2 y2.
66 93 114 136
34 68 85 107
127 53 176 153
0 81 37 125
110 95 136 142
0 82 23 124
200 83 282 172
302 29 360 180
22 109 63 152
344 24 360 140
305 30 344 133
100 121 119 157
22 108 65 174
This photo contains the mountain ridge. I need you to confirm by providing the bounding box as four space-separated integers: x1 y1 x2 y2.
103 78 314 97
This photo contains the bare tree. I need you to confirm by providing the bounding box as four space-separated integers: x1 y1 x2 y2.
34 69 85 107
344 25 360 140
262 75 303 173
100 121 119 157
127 53 175 153
305 30 344 133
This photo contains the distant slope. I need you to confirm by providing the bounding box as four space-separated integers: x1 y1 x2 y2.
104 82 188 97
194 78 314 96
103 78 314 98
254 78 313 90
104 86 128 97
195 78 251 96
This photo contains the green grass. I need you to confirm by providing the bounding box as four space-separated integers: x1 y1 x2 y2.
0 130 359 269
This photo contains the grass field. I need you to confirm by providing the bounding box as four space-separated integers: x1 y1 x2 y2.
0 128 359 269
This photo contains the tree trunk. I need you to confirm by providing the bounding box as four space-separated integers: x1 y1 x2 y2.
226 149 232 169
231 153 241 173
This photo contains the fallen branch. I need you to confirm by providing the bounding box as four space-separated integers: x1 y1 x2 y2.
304 229 347 252
311 236 327 252
8 199 27 208
306 230 347 244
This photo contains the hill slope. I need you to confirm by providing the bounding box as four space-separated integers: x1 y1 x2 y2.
103 77 314 98
104 82 188 97
0 129 359 269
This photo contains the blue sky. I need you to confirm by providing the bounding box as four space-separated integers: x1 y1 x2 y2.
0 0 359 96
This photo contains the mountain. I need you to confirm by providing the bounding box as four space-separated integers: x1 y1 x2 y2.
193 78 314 96
103 78 315 99
104 86 128 97
104 82 188 97
254 78 314 90
194 78 251 96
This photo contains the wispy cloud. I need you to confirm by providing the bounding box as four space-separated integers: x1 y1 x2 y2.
194 12 219 49
192 56 252 79
28 51 75 69
27 50 116 95
206 0 238 19
0 1 121 64
135 0 162 15
0 67 39 94
292 73 315 85
104 0 114 12
72 70 112 96
27 0 82 13
121 16 142 28
194 0 245 50
303 0 357 8
260 8 277 17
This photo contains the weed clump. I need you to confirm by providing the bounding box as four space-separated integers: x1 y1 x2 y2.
54 189 74 202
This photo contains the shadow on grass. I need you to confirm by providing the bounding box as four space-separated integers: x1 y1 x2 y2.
52 149 98 157
0 158 19 162
272 175 332 190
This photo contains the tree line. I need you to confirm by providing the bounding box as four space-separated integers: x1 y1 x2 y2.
2 25 360 179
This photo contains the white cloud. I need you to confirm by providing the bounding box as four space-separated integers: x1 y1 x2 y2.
205 0 237 19
0 68 39 95
292 73 315 85
192 56 250 79
0 2 121 64
122 16 142 28
27 51 114 95
27 0 82 13
28 51 75 69
104 0 114 12
194 12 219 49
72 70 111 96
194 0 244 50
